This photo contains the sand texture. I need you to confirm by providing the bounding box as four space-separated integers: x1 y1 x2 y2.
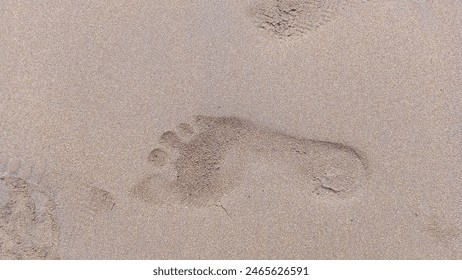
1 0 461 259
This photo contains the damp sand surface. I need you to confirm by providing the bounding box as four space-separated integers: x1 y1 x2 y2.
0 0 461 259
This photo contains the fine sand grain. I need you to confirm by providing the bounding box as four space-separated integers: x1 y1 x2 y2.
1 0 461 259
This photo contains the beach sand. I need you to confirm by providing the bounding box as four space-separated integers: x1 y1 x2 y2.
0 0 461 259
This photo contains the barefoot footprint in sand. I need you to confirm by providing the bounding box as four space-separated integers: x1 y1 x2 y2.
132 115 367 208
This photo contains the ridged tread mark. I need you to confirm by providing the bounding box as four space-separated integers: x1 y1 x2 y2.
247 0 376 38
249 0 348 37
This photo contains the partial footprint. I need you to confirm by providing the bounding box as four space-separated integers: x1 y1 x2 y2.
53 178 116 243
248 0 346 37
0 153 116 259
419 212 462 258
248 0 371 37
133 115 367 208
0 156 59 260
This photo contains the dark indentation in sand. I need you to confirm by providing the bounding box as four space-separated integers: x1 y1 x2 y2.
148 148 169 166
159 131 183 148
89 187 115 212
133 115 367 208
171 117 248 206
